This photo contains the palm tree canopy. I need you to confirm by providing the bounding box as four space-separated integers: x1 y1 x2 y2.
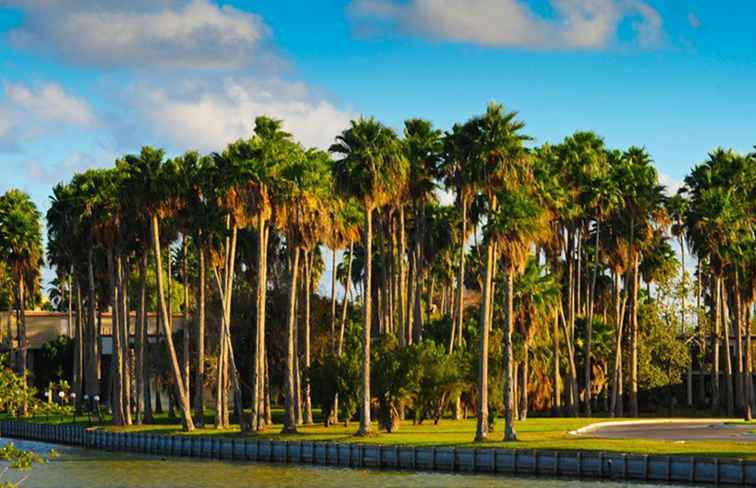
330 117 405 210
485 189 549 272
0 189 43 282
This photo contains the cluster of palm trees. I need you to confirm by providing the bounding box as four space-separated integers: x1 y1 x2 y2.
683 149 756 418
0 189 43 415
2 103 754 441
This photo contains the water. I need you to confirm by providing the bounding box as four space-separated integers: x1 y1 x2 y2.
1 438 677 488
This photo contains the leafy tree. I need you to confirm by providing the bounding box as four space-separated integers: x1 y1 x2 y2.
371 335 419 432
413 340 464 424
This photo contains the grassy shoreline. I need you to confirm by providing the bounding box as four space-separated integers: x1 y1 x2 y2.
4 413 756 459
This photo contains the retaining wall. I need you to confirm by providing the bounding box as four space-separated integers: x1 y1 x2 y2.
1 420 754 486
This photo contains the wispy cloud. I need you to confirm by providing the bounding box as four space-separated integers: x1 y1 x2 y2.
128 77 354 152
349 0 664 50
7 0 273 70
0 81 96 151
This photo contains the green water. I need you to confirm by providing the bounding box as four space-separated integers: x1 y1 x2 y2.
1 438 676 488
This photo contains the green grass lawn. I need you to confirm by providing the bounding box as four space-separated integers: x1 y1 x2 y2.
7 411 756 459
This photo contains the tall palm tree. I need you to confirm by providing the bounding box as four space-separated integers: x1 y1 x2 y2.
0 189 42 415
583 161 620 416
47 183 84 411
469 102 532 441
441 122 478 352
612 146 666 417
488 189 548 440
685 149 751 416
331 117 405 436
122 146 195 431
276 146 331 432
403 119 442 345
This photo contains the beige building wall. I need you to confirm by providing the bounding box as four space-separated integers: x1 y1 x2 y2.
0 311 188 352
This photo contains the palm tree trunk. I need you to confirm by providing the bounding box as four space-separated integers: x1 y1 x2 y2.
223 225 240 428
734 270 744 411
143 249 153 423
194 245 206 426
303 249 314 425
136 249 147 424
264 350 272 425
151 215 194 431
330 247 337 353
503 263 517 441
283 247 301 433
407 250 416 344
108 250 125 425
520 341 529 420
712 274 721 414
73 273 84 415
559 302 579 417
338 241 354 354
629 251 640 417
398 207 407 347
413 246 424 343
216 221 231 429
427 273 435 324
16 276 28 416
552 312 561 415
251 217 268 431
86 248 99 400
565 228 577 416
119 254 132 425
474 237 494 442
182 236 191 409
452 196 467 353
610 270 622 417
358 206 373 436
745 299 754 420
698 261 706 409
584 220 600 416
722 279 734 416
736 269 748 420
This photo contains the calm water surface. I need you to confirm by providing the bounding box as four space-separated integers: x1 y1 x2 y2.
1 437 677 488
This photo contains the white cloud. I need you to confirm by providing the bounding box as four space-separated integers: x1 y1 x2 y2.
659 172 684 196
349 0 663 49
0 81 96 150
8 0 270 70
5 81 96 126
130 77 355 152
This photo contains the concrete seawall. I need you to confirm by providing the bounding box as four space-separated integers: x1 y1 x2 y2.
1 420 754 485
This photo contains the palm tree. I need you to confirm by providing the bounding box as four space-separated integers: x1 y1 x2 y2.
47 182 83 412
276 146 331 432
488 189 548 440
441 122 478 352
243 116 291 432
122 146 195 431
532 143 570 415
583 161 620 416
0 189 42 415
403 119 442 344
331 117 404 436
512 257 559 420
685 149 751 416
612 146 666 417
469 102 532 442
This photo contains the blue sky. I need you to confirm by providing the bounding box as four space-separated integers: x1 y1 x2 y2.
0 1 754 288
